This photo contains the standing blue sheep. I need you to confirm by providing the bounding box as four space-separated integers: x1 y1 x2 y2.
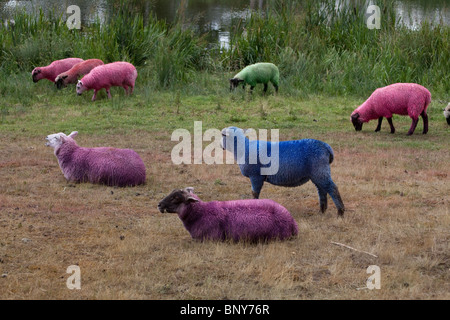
229 63 279 94
221 127 345 216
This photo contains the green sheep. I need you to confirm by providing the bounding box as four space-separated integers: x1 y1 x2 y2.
229 62 279 94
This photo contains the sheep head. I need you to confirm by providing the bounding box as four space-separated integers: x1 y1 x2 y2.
351 113 363 131
55 75 68 89
76 80 86 95
158 187 198 213
229 78 244 91
220 126 256 151
31 68 42 83
45 131 78 149
444 103 450 125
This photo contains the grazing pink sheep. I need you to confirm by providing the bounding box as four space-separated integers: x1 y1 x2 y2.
31 58 84 83
351 83 431 135
158 187 298 242
55 59 104 89
76 62 138 101
45 131 146 187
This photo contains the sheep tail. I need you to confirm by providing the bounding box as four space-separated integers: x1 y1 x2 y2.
324 143 334 164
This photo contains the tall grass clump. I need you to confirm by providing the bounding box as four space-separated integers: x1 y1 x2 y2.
0 0 448 97
221 0 449 97
0 1 209 89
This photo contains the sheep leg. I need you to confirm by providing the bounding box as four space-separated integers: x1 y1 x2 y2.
421 110 428 134
312 178 345 217
387 117 395 134
375 117 383 132
331 186 345 217
106 88 112 99
263 83 268 94
91 90 98 101
249 176 265 199
316 186 328 213
250 86 255 94
123 85 129 95
407 117 419 136
273 84 279 93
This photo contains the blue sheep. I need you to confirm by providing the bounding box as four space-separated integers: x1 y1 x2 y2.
221 127 345 216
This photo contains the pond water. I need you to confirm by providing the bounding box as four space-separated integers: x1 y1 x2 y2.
1 0 448 49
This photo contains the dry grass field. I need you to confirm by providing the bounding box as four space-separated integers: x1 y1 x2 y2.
0 100 448 300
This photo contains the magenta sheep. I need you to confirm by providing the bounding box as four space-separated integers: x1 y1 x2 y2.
76 62 138 101
351 83 431 135
55 59 104 89
158 187 298 242
31 58 84 83
45 131 146 187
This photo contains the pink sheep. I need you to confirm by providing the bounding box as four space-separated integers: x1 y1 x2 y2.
45 131 146 187
76 62 138 101
55 59 104 89
158 187 298 242
31 58 84 83
351 83 431 135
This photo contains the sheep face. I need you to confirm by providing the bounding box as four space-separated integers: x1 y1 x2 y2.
55 75 68 89
76 80 87 95
351 113 363 131
45 131 78 149
229 78 244 91
158 187 198 213
444 104 450 125
221 126 244 150
31 68 42 82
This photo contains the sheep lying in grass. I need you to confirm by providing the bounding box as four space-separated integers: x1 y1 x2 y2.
158 187 298 242
351 83 431 135
221 127 345 216
31 58 84 83
76 62 137 101
444 103 450 125
55 59 104 89
45 131 146 187
229 62 279 94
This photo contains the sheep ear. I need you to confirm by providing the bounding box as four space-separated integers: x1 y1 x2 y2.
186 196 199 203
221 128 230 136
62 75 68 80
184 187 194 194
351 113 360 120
68 131 78 138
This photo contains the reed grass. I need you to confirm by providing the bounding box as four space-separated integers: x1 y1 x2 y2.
0 0 448 97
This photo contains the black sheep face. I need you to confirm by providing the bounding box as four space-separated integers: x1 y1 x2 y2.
229 78 244 91
32 68 41 83
55 75 68 89
158 188 198 213
351 113 363 131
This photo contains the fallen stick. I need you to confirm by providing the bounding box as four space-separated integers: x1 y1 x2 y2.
331 241 378 258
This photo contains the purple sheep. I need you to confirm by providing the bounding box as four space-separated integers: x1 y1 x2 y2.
45 131 146 187
76 62 138 101
158 187 298 242
31 58 84 83
351 83 431 135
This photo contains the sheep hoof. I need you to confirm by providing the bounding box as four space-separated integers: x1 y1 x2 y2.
337 209 345 217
